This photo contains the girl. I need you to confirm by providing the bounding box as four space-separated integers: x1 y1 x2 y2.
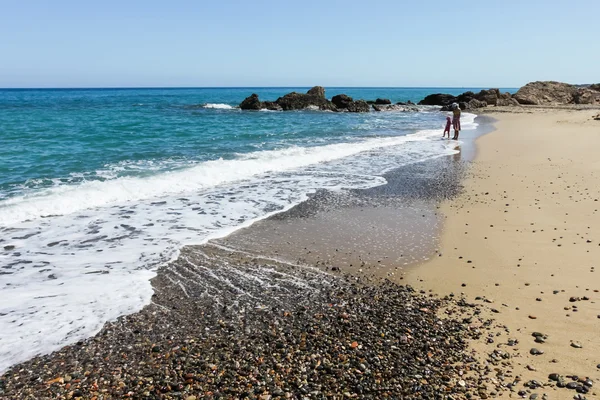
443 116 451 138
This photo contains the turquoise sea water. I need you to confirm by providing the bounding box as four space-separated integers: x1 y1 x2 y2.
0 87 514 372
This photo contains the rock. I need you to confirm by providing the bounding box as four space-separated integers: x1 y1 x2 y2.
496 97 520 107
467 99 487 109
530 348 544 355
572 87 600 104
594 114 600 120
571 341 583 348
570 296 580 302
374 98 392 105
331 94 354 109
566 382 580 390
418 93 457 106
456 91 477 103
3 245 15 251
306 86 326 98
590 83 600 91
275 92 336 111
549 373 561 381
240 94 262 110
475 88 501 105
513 81 600 105
261 101 282 111
346 100 371 113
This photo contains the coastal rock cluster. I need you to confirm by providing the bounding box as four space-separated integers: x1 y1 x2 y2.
419 81 600 111
240 86 415 113
513 81 600 105
240 81 600 113
418 88 518 110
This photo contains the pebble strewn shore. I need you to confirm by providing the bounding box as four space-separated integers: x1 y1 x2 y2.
1 245 506 399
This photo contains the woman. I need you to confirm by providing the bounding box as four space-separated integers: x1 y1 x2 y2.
451 103 461 140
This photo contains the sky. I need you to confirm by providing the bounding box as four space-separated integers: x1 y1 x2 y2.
0 0 598 88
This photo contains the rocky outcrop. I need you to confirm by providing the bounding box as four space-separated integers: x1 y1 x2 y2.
513 81 574 105
346 100 370 113
262 101 283 111
441 98 487 111
239 87 371 112
496 97 520 107
513 81 600 105
373 104 419 112
239 94 262 110
418 93 457 106
331 94 354 109
375 98 392 105
276 92 336 111
306 86 326 98
590 84 600 92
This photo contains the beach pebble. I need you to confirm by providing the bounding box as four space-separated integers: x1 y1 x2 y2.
530 348 544 355
549 373 561 381
571 341 583 348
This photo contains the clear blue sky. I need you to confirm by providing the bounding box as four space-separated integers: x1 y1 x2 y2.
1 0 598 88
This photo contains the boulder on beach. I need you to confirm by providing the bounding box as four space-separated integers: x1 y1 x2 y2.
418 93 457 106
331 94 354 109
239 94 262 110
474 88 501 105
513 81 600 105
590 83 600 92
306 86 326 98
496 97 520 107
375 98 392 105
346 100 371 113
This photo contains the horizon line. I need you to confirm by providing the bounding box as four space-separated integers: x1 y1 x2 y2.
0 85 521 90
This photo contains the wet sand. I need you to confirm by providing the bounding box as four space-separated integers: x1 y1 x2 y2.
406 108 600 398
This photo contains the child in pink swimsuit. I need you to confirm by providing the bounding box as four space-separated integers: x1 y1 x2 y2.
443 116 451 138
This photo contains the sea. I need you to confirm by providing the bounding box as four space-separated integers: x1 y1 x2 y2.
0 87 514 373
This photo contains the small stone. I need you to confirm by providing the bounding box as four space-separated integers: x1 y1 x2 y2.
529 315 537 319
458 379 466 387
570 297 580 302
526 365 537 371
549 373 561 381
566 381 580 389
530 348 544 355
571 341 583 348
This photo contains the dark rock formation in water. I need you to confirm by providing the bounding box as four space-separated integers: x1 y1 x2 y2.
306 85 326 98
418 93 457 106
276 90 337 111
331 94 354 109
375 98 392 105
239 86 374 113
345 100 371 113
239 93 262 110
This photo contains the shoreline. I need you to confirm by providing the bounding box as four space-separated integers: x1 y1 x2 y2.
0 114 499 399
406 107 600 398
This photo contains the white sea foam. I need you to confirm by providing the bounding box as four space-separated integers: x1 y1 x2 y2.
0 116 479 373
202 103 234 109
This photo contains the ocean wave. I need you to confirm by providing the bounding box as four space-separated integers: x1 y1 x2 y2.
0 133 450 226
203 103 234 109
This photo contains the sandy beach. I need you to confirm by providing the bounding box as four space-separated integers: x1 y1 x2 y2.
406 108 600 397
